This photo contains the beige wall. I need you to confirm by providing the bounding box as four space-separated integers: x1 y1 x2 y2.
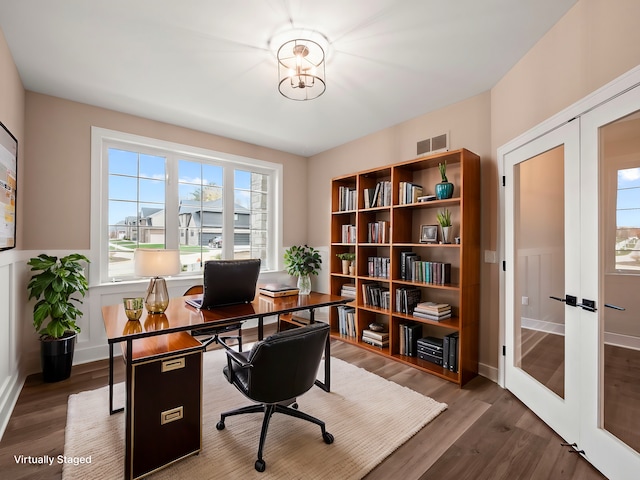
0 28 25 248
23 93 308 250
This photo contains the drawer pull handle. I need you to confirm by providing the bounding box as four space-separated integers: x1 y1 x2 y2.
161 406 183 425
162 358 185 372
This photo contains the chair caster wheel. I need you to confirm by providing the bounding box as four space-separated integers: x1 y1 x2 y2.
216 421 225 430
291 402 298 409
255 459 266 472
323 432 334 444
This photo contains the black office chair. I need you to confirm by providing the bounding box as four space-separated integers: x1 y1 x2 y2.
185 285 243 351
216 322 333 472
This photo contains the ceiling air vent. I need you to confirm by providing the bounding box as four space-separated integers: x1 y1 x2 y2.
417 132 449 156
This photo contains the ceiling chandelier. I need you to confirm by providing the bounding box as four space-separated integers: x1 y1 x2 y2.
277 38 326 101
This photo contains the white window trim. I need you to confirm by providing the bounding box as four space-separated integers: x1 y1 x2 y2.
90 126 283 286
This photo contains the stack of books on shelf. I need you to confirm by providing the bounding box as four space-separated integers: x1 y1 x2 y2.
398 323 423 357
367 220 388 243
398 181 423 205
367 256 390 278
336 305 356 337
363 180 392 208
413 302 452 321
361 282 390 310
408 260 452 284
340 283 356 299
361 328 389 348
395 286 421 314
417 336 444 366
338 185 357 211
341 224 356 243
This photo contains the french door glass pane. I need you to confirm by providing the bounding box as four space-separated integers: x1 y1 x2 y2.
514 145 565 399
600 110 640 453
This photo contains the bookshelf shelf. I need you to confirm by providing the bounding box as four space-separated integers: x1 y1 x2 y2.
329 148 480 387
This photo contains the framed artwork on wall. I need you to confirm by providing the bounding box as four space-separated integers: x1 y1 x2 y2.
0 121 17 251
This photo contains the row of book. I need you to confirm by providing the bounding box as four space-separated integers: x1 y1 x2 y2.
337 185 357 211
367 256 390 278
340 283 356 299
361 328 389 348
336 305 357 337
416 333 459 372
398 181 423 205
395 286 421 314
398 323 423 357
367 220 389 243
362 282 390 309
400 252 451 284
413 302 452 322
363 181 392 208
341 224 356 243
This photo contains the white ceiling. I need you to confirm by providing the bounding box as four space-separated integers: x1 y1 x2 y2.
0 0 576 157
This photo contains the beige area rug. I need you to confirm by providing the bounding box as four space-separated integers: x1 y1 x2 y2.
63 349 447 479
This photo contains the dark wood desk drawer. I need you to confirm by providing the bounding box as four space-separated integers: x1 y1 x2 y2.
130 343 202 480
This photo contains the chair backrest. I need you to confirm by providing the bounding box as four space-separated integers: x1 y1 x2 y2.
202 259 261 308
184 285 203 296
243 322 329 404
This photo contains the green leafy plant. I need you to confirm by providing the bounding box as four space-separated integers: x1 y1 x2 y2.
336 252 356 262
438 161 448 182
284 245 322 276
27 253 90 339
437 209 452 227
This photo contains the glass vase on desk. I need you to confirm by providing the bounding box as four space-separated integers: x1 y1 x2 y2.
297 274 312 295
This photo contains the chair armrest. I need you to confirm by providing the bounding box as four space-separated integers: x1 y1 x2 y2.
219 335 252 383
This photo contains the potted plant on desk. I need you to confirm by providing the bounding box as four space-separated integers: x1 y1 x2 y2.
27 253 90 382
284 245 322 295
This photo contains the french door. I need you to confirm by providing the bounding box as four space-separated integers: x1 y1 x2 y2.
504 79 640 479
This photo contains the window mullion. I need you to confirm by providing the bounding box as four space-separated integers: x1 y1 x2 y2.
165 153 180 249
222 166 235 258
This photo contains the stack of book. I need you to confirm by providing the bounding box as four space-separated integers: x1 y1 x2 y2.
412 302 452 321
361 329 389 348
416 337 444 366
258 284 300 298
340 283 356 299
336 305 356 337
443 332 459 372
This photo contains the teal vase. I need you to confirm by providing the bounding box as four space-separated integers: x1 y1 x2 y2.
435 182 454 200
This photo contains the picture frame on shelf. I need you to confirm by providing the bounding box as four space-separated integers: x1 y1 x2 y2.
420 224 438 243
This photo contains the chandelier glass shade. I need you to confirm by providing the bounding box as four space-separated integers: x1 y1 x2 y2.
277 38 326 101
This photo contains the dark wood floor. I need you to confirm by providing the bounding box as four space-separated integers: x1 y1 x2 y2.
0 328 607 480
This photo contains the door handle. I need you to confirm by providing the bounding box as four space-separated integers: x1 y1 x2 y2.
604 303 625 311
550 294 577 306
576 298 597 312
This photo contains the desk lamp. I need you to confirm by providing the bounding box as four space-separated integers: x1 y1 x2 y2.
134 249 181 314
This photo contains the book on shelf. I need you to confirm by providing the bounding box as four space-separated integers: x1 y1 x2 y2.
258 284 299 297
417 194 436 202
398 181 423 205
399 323 422 357
367 220 389 243
341 224 356 243
413 311 452 322
362 329 389 342
403 261 452 285
338 185 357 211
447 332 459 373
361 335 389 348
415 301 451 313
361 282 390 309
395 286 421 314
336 305 357 338
339 283 356 299
367 256 390 278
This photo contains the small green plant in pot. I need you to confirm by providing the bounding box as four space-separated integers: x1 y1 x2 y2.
284 245 322 295
27 253 90 382
435 161 454 199
436 209 453 244
336 252 356 275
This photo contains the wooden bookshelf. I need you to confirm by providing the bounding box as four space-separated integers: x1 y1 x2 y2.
329 149 480 386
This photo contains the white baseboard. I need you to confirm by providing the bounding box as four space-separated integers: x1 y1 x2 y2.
478 362 499 383
0 371 25 441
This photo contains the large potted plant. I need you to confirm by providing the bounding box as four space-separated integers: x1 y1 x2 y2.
27 253 90 382
284 245 322 295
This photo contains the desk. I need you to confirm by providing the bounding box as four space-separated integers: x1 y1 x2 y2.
101 291 349 479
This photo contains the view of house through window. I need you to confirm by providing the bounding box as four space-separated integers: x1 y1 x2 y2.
99 132 278 282
615 167 640 271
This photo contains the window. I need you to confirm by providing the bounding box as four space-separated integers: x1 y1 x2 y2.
91 128 282 284
615 167 640 272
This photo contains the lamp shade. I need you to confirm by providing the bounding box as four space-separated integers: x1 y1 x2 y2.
134 249 181 278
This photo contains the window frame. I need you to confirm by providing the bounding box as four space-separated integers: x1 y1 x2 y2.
90 127 283 286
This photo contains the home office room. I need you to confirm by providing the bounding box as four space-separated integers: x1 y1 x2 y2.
1 1 640 479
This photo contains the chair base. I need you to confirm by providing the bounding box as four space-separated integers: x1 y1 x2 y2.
216 402 333 472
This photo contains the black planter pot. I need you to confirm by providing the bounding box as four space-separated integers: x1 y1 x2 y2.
40 331 76 383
